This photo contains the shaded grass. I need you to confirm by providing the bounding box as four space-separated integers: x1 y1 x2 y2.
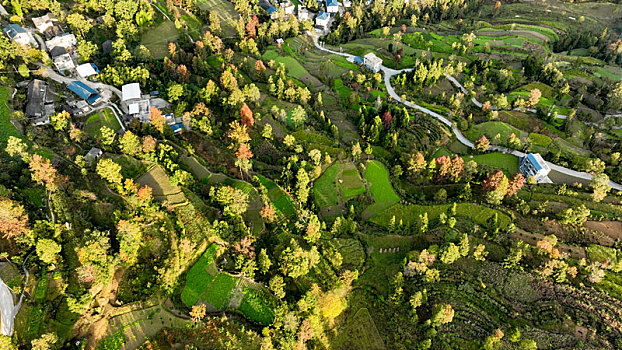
202 273 237 309
84 108 121 137
312 162 341 208
0 87 22 145
238 289 274 325
363 160 400 217
463 153 519 175
141 21 179 59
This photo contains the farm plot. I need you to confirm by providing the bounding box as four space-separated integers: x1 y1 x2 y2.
313 161 368 218
361 160 400 219
312 162 341 209
370 203 512 230
462 153 519 175
136 165 186 205
140 21 179 59
181 244 220 306
262 49 309 79
0 86 22 145
196 0 238 37
237 289 275 325
330 308 386 350
257 175 297 217
84 108 121 137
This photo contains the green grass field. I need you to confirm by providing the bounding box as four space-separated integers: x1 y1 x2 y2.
466 121 527 142
313 162 341 208
370 203 512 230
181 244 219 307
340 168 366 198
141 21 179 59
528 132 552 148
0 87 22 145
238 290 274 325
257 175 297 217
84 108 121 137
362 161 400 218
262 50 308 78
463 153 519 175
202 273 237 309
136 165 186 204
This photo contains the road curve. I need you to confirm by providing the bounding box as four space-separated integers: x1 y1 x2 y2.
309 34 622 191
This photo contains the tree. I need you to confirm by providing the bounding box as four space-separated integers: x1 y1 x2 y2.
100 126 116 146
260 203 276 223
31 333 58 350
492 1 501 17
50 110 70 131
240 103 254 126
66 13 93 38
149 107 166 133
167 84 184 103
506 173 525 197
77 39 98 62
258 248 272 274
440 243 461 264
269 275 286 299
590 173 611 202
36 238 61 264
482 170 509 205
261 124 273 140
528 88 541 108
406 152 426 176
279 238 319 278
434 188 447 202
30 155 59 191
608 81 622 110
116 220 143 265
557 204 590 226
290 105 307 128
190 304 206 323
227 121 251 147
213 185 249 217
430 304 454 327
119 131 141 157
5 136 29 162
295 168 310 204
305 214 321 244
475 135 490 152
0 198 29 239
142 136 157 154
96 158 123 185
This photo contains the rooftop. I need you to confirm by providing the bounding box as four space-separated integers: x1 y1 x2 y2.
526 153 549 172
122 83 141 101
76 63 98 78
3 24 26 38
326 0 338 6
67 81 101 104
317 11 329 20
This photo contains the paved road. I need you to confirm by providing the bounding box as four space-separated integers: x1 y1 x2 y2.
310 34 622 191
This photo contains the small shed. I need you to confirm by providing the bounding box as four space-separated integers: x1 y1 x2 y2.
76 63 99 78
122 83 141 101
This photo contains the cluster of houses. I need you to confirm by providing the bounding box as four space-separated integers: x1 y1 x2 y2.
121 83 183 133
258 0 352 34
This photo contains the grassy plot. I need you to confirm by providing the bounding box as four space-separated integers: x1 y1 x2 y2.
465 121 527 141
257 175 297 217
238 290 275 325
330 308 386 350
341 168 366 198
462 153 519 175
202 273 237 309
136 165 186 205
362 160 400 218
313 162 341 208
196 0 238 37
84 108 121 137
181 244 220 306
370 203 512 230
141 21 179 59
262 50 309 78
0 87 21 145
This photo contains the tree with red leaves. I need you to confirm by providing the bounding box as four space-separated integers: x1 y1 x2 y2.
176 64 189 82
240 103 254 126
382 111 393 129
150 107 166 134
30 154 59 192
507 173 525 197
482 170 509 204
475 135 490 153
0 198 29 239
435 156 451 181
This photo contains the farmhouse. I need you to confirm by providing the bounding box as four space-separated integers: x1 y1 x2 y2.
3 24 34 47
266 6 278 19
315 11 330 29
53 53 75 71
280 1 295 15
363 52 382 72
297 6 314 21
326 0 339 13
67 81 103 105
26 79 55 125
45 33 77 52
85 147 103 164
0 4 7 16
32 13 61 38
76 63 99 78
519 153 551 183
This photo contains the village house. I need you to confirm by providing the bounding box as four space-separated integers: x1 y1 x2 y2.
76 63 99 78
53 53 75 71
32 13 62 39
3 24 35 47
326 0 339 13
122 83 152 123
25 79 55 125
315 11 330 29
85 147 103 164
280 1 295 15
519 153 551 183
363 52 382 72
297 6 314 21
45 33 77 53
67 81 103 105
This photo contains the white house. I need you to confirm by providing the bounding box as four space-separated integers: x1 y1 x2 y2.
326 0 339 13
45 33 76 51
53 53 75 71
315 11 330 28
32 13 60 37
280 1 295 15
342 0 352 7
76 63 98 78
519 153 551 183
363 52 382 72
3 24 34 47
297 6 314 21
122 83 141 102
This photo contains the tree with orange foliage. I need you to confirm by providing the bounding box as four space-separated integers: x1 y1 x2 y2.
176 64 189 82
506 173 525 197
240 103 254 126
142 136 157 154
30 154 59 192
150 107 166 134
475 135 490 153
0 198 29 239
260 203 276 223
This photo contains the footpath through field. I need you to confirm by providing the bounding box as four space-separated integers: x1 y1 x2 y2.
309 34 622 191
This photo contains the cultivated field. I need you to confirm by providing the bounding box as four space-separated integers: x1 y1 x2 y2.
84 108 121 137
140 21 179 59
136 165 187 205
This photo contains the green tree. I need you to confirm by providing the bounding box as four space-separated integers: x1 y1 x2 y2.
119 131 141 157
295 168 310 204
36 238 61 264
258 248 271 274
96 158 123 185
100 126 116 146
31 332 58 350
167 84 184 103
213 185 249 217
430 304 454 327
269 275 286 299
590 173 611 202
557 204 590 226
116 220 143 265
440 243 461 264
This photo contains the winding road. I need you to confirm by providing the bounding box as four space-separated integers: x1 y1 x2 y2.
310 35 622 191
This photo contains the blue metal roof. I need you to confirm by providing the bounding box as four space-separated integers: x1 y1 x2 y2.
3 24 26 38
170 123 184 134
317 11 329 20
526 153 543 171
354 56 364 64
326 0 338 6
266 6 277 13
67 81 101 104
